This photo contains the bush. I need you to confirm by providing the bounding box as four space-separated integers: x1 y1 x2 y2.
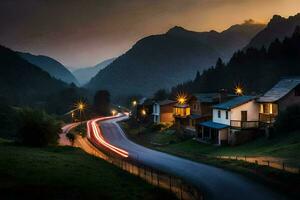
17 108 61 147
274 105 300 134
0 103 18 139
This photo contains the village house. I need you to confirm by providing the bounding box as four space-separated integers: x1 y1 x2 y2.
257 78 300 126
152 100 176 124
198 96 259 145
173 92 232 134
197 77 300 145
135 98 154 123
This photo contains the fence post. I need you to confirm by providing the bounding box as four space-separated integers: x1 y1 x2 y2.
151 169 153 184
282 162 285 171
157 171 159 186
267 160 270 167
244 156 246 161
169 176 172 191
180 183 183 200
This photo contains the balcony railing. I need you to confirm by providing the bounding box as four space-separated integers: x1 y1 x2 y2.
230 120 259 129
259 113 277 124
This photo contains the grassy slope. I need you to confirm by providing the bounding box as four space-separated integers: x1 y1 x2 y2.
155 132 300 166
0 139 175 200
122 120 300 166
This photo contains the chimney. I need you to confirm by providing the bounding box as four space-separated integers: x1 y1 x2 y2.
219 89 228 103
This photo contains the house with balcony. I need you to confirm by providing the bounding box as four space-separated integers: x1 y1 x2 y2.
173 92 234 134
198 96 259 145
152 100 176 124
257 78 300 126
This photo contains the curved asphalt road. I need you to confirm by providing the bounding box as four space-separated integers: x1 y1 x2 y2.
98 115 286 200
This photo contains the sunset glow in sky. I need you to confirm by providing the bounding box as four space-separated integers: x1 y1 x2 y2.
0 0 300 68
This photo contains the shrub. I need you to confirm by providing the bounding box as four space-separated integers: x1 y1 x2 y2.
17 108 61 147
274 105 300 134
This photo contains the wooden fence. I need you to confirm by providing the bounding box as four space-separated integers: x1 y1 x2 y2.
75 137 203 200
216 155 299 174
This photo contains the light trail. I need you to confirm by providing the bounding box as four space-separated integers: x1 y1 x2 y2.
87 115 129 158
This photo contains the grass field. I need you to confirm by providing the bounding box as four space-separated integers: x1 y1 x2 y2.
0 139 175 200
155 131 300 166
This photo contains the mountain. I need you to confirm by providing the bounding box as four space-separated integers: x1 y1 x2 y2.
18 52 79 85
246 13 300 49
172 27 300 95
86 21 265 97
73 58 115 85
0 45 67 105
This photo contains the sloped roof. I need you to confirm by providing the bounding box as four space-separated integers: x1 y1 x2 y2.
199 121 229 129
213 96 256 110
190 114 202 119
158 99 176 106
192 93 219 103
257 78 300 103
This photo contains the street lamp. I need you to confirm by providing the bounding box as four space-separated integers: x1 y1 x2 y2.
176 93 187 105
141 109 146 116
111 109 117 116
75 101 86 128
235 85 243 96
132 100 137 106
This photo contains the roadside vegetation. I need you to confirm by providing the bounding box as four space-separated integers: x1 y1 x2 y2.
0 139 175 200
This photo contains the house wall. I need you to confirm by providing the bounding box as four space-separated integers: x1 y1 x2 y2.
218 129 228 145
278 88 300 112
231 100 259 121
190 100 213 116
213 109 230 125
152 103 160 123
159 103 175 124
190 100 202 115
160 113 174 123
213 100 259 125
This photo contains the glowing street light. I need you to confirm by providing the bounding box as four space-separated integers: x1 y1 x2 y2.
235 85 243 96
132 100 137 106
111 109 117 116
141 109 146 116
78 103 84 111
176 93 187 105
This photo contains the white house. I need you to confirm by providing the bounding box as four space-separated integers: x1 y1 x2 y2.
199 96 259 145
152 100 176 124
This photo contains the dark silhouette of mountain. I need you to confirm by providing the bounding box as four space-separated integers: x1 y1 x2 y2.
172 27 300 96
246 13 300 49
73 58 115 85
86 21 265 97
18 52 79 85
0 45 67 105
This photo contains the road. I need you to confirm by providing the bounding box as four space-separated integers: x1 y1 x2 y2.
90 115 286 200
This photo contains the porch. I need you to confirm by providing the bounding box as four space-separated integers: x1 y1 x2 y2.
198 121 229 145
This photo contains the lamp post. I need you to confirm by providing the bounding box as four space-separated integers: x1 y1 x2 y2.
76 102 85 130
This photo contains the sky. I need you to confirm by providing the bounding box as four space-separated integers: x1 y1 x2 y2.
0 0 300 69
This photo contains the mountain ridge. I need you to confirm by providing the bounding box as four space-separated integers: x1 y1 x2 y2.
73 58 115 85
86 20 265 97
0 45 67 105
18 52 79 85
246 13 300 49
